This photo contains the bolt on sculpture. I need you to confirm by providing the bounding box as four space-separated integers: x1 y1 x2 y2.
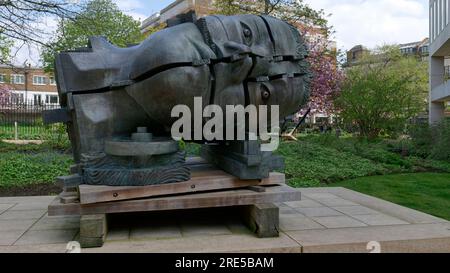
45 14 311 186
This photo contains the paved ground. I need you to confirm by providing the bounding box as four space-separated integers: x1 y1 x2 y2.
0 187 449 253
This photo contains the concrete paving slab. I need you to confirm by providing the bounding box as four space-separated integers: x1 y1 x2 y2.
325 187 448 224
0 196 55 204
0 219 37 232
286 223 450 253
0 244 68 253
15 229 78 245
30 216 80 231
0 230 27 246
87 233 302 253
333 205 380 216
130 224 182 240
295 207 343 217
280 214 324 231
284 199 323 208
107 227 130 241
0 187 449 253
303 193 340 199
181 222 233 237
313 198 360 207
0 203 15 214
279 207 299 215
225 220 253 235
0 210 46 220
351 214 410 226
9 201 53 211
312 216 367 229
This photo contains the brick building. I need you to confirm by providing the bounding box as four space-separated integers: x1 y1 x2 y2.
0 65 59 105
141 0 215 35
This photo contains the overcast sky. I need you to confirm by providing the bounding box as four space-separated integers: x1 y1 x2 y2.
14 0 429 65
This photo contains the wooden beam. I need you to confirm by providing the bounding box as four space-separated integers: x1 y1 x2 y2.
78 171 285 204
48 185 301 217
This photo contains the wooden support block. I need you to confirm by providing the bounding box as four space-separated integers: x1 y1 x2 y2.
59 192 79 204
242 203 279 238
79 214 107 248
56 174 83 188
69 164 81 174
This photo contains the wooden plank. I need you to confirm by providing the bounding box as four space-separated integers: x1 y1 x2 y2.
48 184 301 217
79 171 285 204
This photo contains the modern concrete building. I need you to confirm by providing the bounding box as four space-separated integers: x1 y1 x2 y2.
429 0 450 123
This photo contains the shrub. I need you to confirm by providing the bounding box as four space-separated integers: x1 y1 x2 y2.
409 118 450 162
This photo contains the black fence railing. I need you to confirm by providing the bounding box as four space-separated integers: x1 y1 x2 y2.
0 97 62 140
445 66 450 80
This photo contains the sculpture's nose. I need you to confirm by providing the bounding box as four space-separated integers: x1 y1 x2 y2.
223 41 252 58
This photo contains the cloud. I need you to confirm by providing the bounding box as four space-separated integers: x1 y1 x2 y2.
303 0 428 51
113 0 147 22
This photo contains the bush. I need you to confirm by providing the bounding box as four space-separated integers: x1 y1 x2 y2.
277 134 450 187
276 139 387 187
0 151 73 187
409 118 450 162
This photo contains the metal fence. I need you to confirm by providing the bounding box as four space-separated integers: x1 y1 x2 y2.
0 97 62 140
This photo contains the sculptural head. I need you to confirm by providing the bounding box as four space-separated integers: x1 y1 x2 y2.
53 14 311 160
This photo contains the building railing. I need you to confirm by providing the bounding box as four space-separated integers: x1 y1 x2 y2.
430 0 450 44
445 65 450 79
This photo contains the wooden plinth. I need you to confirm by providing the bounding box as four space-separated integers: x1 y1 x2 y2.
49 159 301 248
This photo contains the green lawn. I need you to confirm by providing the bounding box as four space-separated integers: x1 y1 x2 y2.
333 173 450 221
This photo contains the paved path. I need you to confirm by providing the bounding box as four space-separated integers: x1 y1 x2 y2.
0 187 449 253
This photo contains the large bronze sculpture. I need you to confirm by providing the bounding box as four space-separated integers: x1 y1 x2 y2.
46 14 311 186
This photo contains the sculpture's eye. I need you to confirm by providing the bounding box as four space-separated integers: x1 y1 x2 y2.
241 23 253 45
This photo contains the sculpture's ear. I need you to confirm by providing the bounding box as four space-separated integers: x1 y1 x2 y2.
166 10 197 27
87 36 117 51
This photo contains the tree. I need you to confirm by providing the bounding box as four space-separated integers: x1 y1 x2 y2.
0 0 81 64
41 0 145 72
0 84 11 106
334 45 428 139
214 0 342 115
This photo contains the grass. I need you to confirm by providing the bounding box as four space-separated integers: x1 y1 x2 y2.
333 173 450 221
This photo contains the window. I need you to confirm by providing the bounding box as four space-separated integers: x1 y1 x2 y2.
49 76 56 85
0 74 5 83
11 74 25 84
33 75 47 85
45 95 58 104
33 94 42 105
11 93 24 103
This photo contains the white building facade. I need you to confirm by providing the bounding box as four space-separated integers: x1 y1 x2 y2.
429 0 450 123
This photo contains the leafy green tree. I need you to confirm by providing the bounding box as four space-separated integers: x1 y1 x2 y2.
214 0 329 31
334 45 428 139
41 0 144 72
0 35 12 64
